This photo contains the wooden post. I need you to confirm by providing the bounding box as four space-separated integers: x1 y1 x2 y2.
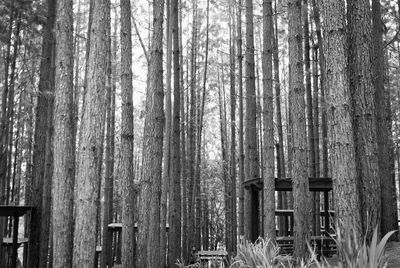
12 214 18 268
250 188 259 242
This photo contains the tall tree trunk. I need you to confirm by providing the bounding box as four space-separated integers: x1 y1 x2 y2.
273 0 288 236
100 7 116 268
168 0 181 264
312 0 328 182
311 32 321 236
371 0 399 238
347 0 381 239
179 0 188 260
187 0 198 254
262 0 276 241
218 62 230 252
161 1 172 265
29 0 56 266
321 0 362 241
237 0 245 239
52 0 75 266
73 0 110 266
137 0 165 266
229 0 238 254
120 0 135 266
288 0 311 258
303 0 318 236
244 0 259 242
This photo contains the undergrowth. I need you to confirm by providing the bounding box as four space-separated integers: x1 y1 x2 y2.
177 225 396 268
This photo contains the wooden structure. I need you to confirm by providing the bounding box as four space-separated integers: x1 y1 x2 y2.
195 250 228 268
0 205 33 268
98 222 170 267
243 177 333 242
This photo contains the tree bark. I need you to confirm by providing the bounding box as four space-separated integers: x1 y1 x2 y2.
244 0 260 242
120 0 135 266
371 0 399 238
168 0 182 265
187 0 198 254
52 0 75 266
137 0 165 266
229 0 238 254
320 0 362 240
347 0 381 239
262 0 276 241
29 0 56 266
288 0 311 258
161 1 172 264
237 0 245 239
73 0 110 266
100 6 115 268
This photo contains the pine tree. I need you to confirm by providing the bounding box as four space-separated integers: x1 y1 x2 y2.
120 0 135 266
288 0 311 258
73 0 110 266
52 0 75 266
320 0 362 239
262 0 275 241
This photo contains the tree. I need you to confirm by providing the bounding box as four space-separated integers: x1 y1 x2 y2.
161 1 172 264
137 0 165 266
371 0 399 238
288 0 311 258
262 0 275 241
120 0 135 266
187 0 198 254
347 0 381 238
29 0 56 266
244 0 259 242
52 0 75 266
73 0 110 266
168 0 182 265
320 0 362 239
228 0 238 254
237 0 245 240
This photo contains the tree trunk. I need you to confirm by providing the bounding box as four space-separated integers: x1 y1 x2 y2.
288 0 311 258
28 1 56 266
218 62 230 252
320 0 362 240
262 0 276 241
52 0 75 266
120 0 135 266
137 0 165 266
229 0 237 254
244 0 260 242
237 0 245 239
303 0 318 236
161 1 172 264
371 0 398 238
179 0 188 260
347 0 381 239
168 0 181 264
187 0 198 254
100 6 116 268
73 0 110 266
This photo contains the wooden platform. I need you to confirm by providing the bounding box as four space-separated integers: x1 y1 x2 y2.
276 236 337 256
2 237 29 245
243 177 333 191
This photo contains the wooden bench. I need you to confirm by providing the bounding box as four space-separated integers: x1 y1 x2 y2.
195 250 228 267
